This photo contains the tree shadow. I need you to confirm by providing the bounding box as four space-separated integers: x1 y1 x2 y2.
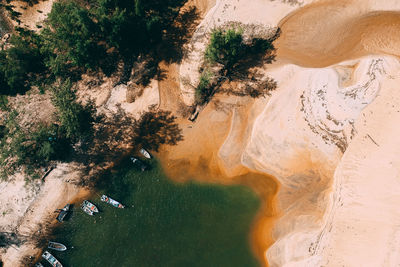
130 57 168 87
219 70 277 98
85 105 135 164
127 5 200 87
230 28 281 80
158 6 201 64
132 109 183 152
0 232 24 248
78 106 183 168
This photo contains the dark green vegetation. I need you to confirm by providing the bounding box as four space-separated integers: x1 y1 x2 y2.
0 28 45 95
205 28 244 71
0 0 195 180
195 26 280 104
51 161 260 267
50 79 95 142
1 0 198 89
0 82 93 179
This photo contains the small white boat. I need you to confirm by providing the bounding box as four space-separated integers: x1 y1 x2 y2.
101 195 125 208
42 250 63 267
48 241 67 251
139 148 151 159
81 200 99 216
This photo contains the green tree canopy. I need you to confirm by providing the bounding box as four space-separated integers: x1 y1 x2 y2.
205 28 244 71
0 28 45 95
51 79 95 142
41 0 106 76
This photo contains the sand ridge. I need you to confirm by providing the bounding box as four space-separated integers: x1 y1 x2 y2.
3 0 400 266
177 0 400 266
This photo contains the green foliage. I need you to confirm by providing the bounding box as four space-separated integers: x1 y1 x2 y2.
42 1 106 76
0 111 70 180
0 28 45 95
0 95 8 111
0 0 192 88
94 0 176 57
205 28 244 71
51 79 95 142
29 124 70 162
195 70 213 104
199 26 279 104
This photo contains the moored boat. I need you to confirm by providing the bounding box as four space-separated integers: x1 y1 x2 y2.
42 250 63 267
56 204 71 222
130 157 147 171
101 195 125 208
34 263 44 267
48 241 67 251
139 148 151 159
81 200 99 215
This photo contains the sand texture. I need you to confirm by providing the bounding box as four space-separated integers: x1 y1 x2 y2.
3 0 400 266
177 0 400 266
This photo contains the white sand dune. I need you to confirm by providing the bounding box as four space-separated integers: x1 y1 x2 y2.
3 0 400 266
179 0 400 266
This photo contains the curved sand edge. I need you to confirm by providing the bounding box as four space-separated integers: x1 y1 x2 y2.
179 0 400 266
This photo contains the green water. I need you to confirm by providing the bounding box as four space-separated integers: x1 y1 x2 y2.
51 159 261 267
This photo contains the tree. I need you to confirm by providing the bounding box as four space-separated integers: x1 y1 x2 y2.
205 28 244 72
195 71 213 104
0 28 45 95
0 111 69 180
41 0 106 76
51 79 95 142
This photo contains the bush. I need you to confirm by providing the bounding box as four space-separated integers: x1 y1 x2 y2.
51 79 95 142
0 28 45 95
205 28 243 71
195 71 213 104
41 0 106 76
0 110 71 179
0 111 70 180
29 123 70 163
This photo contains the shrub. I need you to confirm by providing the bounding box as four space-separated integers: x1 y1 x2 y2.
195 71 213 104
41 0 107 76
0 28 45 95
0 111 71 180
51 79 95 142
205 28 243 71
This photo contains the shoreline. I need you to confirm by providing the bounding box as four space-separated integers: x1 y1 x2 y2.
158 96 280 266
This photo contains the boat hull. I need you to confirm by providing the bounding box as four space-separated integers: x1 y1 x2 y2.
42 250 63 267
48 241 67 252
139 148 151 159
81 200 98 215
101 195 125 208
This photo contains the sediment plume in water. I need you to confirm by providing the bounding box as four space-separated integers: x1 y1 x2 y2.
158 95 279 266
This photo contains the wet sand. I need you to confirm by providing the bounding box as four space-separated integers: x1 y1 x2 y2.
158 91 280 266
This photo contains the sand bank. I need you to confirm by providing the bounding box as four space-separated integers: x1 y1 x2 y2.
0 164 88 266
4 0 400 266
177 0 400 266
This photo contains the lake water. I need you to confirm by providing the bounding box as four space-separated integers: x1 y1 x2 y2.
48 159 261 267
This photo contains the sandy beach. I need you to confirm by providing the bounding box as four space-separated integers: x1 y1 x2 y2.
3 0 400 266
176 0 400 266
